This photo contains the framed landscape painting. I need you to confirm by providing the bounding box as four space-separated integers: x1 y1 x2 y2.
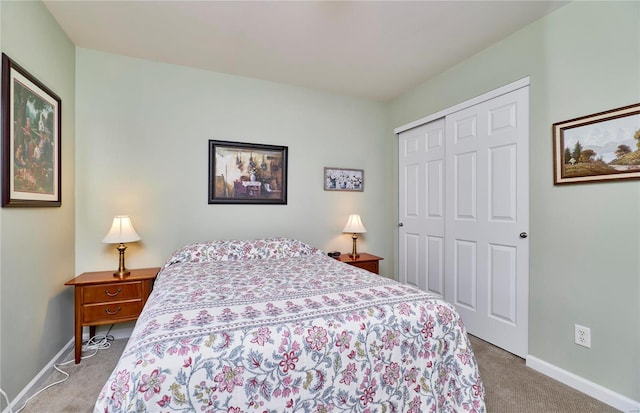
208 140 288 204
553 103 640 185
1 53 61 206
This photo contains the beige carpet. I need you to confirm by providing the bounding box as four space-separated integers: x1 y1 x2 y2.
16 336 619 412
17 339 127 413
469 335 620 413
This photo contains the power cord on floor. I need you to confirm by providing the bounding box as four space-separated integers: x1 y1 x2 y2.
4 325 115 413
1 388 13 413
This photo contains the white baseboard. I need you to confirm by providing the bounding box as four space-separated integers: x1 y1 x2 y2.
526 355 640 413
3 338 74 413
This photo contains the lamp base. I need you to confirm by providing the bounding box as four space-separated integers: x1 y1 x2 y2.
350 233 360 259
113 243 130 278
113 270 131 279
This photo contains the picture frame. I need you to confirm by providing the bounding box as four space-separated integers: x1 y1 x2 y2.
208 140 288 204
553 103 640 185
2 53 61 207
324 167 364 192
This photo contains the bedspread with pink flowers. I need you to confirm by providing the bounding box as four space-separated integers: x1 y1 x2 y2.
94 238 485 412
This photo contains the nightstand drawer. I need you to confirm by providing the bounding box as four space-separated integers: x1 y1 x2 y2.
337 253 383 275
83 300 143 323
83 282 142 304
353 261 379 274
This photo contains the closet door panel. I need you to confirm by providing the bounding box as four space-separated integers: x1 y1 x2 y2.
489 244 517 324
427 235 444 296
455 152 477 220
454 239 477 310
445 86 529 358
402 232 421 288
398 119 445 293
489 144 517 221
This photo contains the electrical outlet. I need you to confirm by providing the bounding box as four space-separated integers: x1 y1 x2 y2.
574 324 591 348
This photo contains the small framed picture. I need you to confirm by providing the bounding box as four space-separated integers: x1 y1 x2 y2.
553 103 640 185
2 53 62 207
324 167 364 192
208 140 288 204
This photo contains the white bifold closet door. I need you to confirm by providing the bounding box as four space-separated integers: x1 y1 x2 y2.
399 85 529 358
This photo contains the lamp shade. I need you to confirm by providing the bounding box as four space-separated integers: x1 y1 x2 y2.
343 214 367 234
102 215 141 244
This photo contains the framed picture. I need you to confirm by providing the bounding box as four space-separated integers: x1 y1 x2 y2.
553 103 640 185
324 167 364 192
208 140 288 204
1 53 61 207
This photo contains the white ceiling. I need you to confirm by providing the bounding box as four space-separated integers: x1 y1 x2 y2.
43 1 568 102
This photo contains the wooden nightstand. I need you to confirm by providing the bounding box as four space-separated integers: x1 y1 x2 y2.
65 267 159 363
337 253 383 274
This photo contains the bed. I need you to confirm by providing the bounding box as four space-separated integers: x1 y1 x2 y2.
94 238 485 412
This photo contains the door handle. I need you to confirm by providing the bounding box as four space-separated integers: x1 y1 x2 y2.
399 223 404 227
519 232 528 238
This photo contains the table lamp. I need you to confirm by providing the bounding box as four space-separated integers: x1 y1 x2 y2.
102 215 141 278
343 214 367 258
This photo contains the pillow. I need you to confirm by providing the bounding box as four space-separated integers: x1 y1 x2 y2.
163 237 321 268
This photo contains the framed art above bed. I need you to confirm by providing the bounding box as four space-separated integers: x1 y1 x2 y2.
208 140 288 204
324 167 364 192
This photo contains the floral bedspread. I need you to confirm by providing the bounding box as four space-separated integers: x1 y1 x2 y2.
95 238 485 412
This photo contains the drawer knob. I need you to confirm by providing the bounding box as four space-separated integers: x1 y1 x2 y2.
105 288 122 297
105 306 122 315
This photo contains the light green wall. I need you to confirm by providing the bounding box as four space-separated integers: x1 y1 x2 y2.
0 1 75 406
390 1 640 401
75 49 394 277
3 0 638 407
